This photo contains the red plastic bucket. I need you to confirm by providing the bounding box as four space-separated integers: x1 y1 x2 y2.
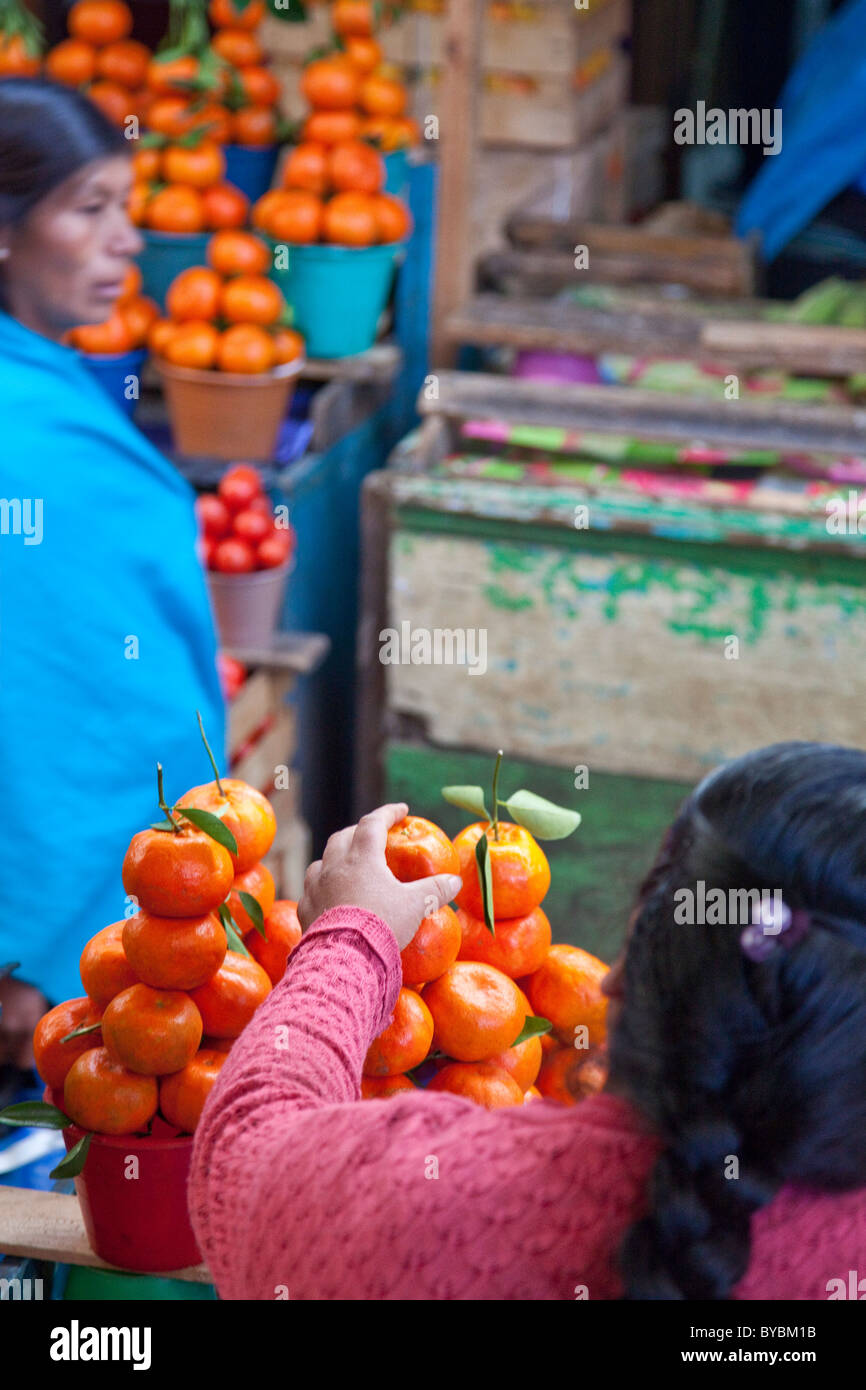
59 1114 201 1273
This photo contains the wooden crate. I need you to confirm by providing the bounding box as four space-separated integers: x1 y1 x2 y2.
263 0 631 149
356 372 866 951
262 0 629 78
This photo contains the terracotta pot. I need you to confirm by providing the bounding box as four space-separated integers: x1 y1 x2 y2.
207 558 293 649
156 357 303 462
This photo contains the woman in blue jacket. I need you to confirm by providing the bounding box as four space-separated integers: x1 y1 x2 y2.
0 80 226 1068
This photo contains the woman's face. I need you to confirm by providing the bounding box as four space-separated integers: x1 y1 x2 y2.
0 154 142 340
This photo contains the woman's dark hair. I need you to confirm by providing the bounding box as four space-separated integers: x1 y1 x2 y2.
612 741 866 1300
0 77 128 227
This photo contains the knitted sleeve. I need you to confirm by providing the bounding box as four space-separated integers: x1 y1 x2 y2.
187 904 640 1300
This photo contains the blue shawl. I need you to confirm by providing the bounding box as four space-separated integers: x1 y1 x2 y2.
0 312 226 1005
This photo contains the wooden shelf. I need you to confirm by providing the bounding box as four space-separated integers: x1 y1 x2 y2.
447 293 866 378
300 344 403 385
0 1187 212 1284
419 369 866 457
224 629 330 675
495 214 758 298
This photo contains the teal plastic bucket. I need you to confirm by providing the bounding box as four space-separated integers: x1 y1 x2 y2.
384 148 409 198
224 143 280 203
137 230 211 309
270 240 405 358
81 348 146 419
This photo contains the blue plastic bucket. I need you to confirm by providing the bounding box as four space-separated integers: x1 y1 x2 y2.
137 230 211 309
384 148 410 199
81 348 147 418
224 143 280 203
269 240 406 358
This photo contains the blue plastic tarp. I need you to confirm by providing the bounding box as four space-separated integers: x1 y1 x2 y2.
737 0 866 260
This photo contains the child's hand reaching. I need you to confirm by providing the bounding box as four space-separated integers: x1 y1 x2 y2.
298 803 463 951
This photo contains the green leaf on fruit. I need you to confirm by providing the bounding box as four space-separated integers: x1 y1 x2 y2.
59 1022 102 1045
512 1015 552 1047
441 785 491 820
238 891 266 940
0 1102 71 1130
501 790 581 841
50 1132 92 1180
218 904 251 958
178 807 239 856
475 835 495 936
150 819 177 832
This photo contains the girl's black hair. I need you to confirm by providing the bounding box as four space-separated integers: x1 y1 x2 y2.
0 77 128 228
612 741 866 1300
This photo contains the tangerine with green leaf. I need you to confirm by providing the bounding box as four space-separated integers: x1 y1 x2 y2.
247 899 302 984
176 777 277 873
33 997 103 1091
484 1032 543 1092
452 821 550 921
122 820 234 918
456 904 551 979
228 860 276 936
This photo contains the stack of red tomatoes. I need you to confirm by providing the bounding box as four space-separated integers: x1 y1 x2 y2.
196 463 296 574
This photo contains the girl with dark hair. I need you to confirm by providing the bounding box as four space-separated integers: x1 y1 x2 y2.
188 745 866 1300
0 80 225 1070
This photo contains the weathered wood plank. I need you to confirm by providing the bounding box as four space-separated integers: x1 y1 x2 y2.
0 1188 212 1283
478 247 755 299
420 370 866 457
431 0 484 365
503 215 757 297
224 631 330 675
447 293 866 377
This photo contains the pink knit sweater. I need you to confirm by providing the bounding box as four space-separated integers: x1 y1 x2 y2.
188 907 866 1300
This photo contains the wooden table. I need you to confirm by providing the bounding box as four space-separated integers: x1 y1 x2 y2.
0 1187 212 1285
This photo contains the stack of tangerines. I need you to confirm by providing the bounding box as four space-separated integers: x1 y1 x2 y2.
300 1 419 153
68 265 159 357
43 0 153 128
362 813 609 1109
147 229 304 373
207 0 282 148
33 774 303 1138
137 0 281 151
0 0 42 77
129 138 250 235
252 132 411 247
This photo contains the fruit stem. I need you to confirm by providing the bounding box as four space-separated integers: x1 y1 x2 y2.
157 763 181 832
197 709 225 797
491 749 503 842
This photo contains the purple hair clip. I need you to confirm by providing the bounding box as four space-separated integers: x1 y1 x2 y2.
740 897 811 963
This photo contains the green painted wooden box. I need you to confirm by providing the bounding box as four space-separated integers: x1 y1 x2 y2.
356 373 866 960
